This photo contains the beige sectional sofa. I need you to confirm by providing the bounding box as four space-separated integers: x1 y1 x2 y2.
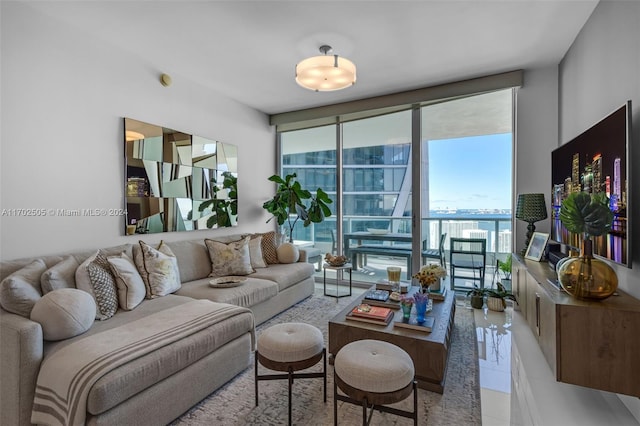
0 233 316 425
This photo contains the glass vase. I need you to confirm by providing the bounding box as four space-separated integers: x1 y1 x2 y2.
414 297 428 323
557 238 618 300
401 302 412 320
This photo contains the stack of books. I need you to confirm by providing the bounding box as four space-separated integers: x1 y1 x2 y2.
429 287 447 301
345 304 393 325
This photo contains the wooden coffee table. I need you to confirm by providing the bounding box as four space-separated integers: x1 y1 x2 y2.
328 286 456 393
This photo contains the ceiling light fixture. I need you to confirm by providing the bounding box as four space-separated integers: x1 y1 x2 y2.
295 45 356 92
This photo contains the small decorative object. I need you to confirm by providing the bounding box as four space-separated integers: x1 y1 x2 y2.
413 292 429 323
389 291 402 302
324 253 348 267
400 295 414 320
524 232 549 261
515 193 548 256
466 286 485 309
412 263 447 293
209 276 248 288
557 192 618 300
262 173 332 243
485 282 518 312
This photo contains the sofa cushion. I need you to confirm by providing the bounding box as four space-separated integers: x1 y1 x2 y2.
107 253 145 310
205 236 254 276
40 256 79 294
87 261 119 320
136 241 182 298
42 295 254 417
276 242 300 263
30 289 95 341
175 277 278 308
249 262 315 292
165 239 211 282
0 259 46 317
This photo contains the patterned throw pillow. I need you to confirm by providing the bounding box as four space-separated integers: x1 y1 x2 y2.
87 260 119 321
257 231 279 264
205 236 254 277
138 241 181 298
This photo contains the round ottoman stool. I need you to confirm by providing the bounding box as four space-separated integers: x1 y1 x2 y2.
255 322 326 426
333 339 417 425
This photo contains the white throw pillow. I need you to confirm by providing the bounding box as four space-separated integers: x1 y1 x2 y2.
30 288 95 341
276 242 300 264
138 241 181 298
107 252 146 310
248 235 267 269
205 236 254 277
0 259 46 317
40 256 78 294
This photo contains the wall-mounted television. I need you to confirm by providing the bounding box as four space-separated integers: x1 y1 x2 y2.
551 101 632 267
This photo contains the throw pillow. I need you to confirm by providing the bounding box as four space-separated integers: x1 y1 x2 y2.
0 259 46 317
40 256 79 294
205 236 254 277
257 231 279 264
138 241 181 298
30 288 95 341
76 251 119 320
248 235 267 269
107 252 146 310
276 242 300 264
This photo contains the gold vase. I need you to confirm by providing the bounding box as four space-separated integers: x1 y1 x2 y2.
557 238 618 300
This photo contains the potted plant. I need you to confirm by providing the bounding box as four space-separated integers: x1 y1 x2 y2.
496 253 512 291
262 173 333 243
485 282 518 312
466 286 486 309
557 192 617 299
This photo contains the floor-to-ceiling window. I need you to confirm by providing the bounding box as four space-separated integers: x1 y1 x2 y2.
274 82 516 287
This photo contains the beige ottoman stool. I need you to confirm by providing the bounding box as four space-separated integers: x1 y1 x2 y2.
333 339 417 425
255 322 326 426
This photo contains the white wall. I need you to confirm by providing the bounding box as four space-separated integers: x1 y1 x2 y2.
515 67 559 253
558 0 640 419
0 3 276 260
559 0 640 300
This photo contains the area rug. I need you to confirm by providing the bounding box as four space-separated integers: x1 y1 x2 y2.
173 291 481 425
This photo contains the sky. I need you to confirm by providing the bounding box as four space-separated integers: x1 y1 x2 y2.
427 133 512 210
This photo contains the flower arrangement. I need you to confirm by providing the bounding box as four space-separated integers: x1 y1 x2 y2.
412 263 447 289
399 295 414 306
413 291 429 304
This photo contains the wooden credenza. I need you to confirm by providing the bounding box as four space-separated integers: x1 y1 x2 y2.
512 254 640 397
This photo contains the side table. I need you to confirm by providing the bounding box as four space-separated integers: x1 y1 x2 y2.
323 263 352 298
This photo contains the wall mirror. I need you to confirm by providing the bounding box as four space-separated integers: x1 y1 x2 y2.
124 118 238 235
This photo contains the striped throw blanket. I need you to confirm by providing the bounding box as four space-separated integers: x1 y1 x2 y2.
31 300 254 426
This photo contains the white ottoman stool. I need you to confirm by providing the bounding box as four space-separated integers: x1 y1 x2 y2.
255 322 326 426
333 339 417 425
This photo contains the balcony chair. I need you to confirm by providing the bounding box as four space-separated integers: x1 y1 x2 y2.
449 238 486 291
422 233 446 267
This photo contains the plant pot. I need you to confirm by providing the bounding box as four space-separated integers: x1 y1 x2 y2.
470 295 484 309
557 238 618 300
487 296 506 312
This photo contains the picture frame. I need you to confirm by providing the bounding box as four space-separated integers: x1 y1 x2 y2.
525 232 550 261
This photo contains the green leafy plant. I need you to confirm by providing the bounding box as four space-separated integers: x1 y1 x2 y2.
198 171 238 228
486 282 518 304
497 254 512 280
262 173 333 242
559 192 613 238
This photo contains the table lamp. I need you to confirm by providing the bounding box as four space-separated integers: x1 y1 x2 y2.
515 193 548 256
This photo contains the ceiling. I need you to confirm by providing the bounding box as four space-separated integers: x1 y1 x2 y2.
24 1 598 115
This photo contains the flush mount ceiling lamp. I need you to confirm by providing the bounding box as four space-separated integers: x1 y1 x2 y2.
295 45 356 92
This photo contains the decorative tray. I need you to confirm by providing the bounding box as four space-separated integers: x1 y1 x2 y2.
209 276 247 288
